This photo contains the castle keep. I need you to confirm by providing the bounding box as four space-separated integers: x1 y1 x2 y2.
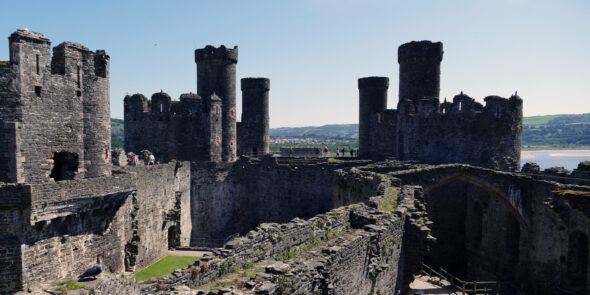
124 46 270 163
1 30 589 295
359 41 523 171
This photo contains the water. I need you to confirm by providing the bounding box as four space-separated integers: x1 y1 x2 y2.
521 150 590 171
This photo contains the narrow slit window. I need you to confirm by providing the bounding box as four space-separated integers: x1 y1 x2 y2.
35 86 42 97
76 67 81 88
36 55 40 75
160 104 163 113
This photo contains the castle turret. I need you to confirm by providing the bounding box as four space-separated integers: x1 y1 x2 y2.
398 41 443 102
82 48 111 178
203 94 223 162
239 78 270 157
358 77 389 158
195 45 238 162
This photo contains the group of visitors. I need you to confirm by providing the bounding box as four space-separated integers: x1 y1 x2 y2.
312 147 356 158
129 154 156 166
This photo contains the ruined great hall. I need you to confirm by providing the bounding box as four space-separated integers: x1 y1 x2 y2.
1 29 589 295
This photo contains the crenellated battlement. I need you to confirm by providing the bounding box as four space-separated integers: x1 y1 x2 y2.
358 76 389 89
1 29 111 183
360 40 522 171
398 40 443 63
124 90 222 162
241 77 269 90
194 45 238 62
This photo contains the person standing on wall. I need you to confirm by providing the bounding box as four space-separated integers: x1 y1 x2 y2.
324 146 329 158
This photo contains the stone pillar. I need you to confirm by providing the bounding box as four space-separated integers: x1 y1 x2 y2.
358 77 389 158
239 78 270 157
195 45 238 162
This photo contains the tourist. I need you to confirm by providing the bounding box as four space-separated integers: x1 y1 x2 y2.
350 149 354 157
341 148 346 157
315 147 320 158
148 154 155 165
289 147 293 158
323 146 329 158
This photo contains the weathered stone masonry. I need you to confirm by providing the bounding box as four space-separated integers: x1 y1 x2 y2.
0 161 191 293
0 29 111 184
359 41 523 171
125 47 271 163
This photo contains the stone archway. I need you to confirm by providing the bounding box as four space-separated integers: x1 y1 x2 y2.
422 174 526 280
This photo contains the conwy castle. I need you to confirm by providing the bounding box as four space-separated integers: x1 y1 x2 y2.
1 29 589 295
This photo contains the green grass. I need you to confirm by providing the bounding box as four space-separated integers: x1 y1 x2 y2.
54 280 92 292
135 256 200 282
523 114 563 126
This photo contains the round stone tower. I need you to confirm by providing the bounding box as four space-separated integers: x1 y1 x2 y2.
398 41 443 102
240 78 270 157
82 50 112 178
195 45 238 162
358 77 389 158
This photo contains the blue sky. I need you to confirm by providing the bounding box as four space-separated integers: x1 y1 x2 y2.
1 0 588 127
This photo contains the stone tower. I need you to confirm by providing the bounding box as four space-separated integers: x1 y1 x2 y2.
238 78 270 157
397 41 443 103
396 41 443 160
195 45 238 162
0 29 111 183
358 77 390 158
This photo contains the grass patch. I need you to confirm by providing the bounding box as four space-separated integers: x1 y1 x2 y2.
554 190 590 198
135 256 200 282
54 280 92 292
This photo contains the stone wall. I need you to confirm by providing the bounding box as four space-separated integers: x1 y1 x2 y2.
396 93 523 171
2 29 112 184
141 180 431 295
190 157 370 247
124 92 222 163
358 40 523 171
0 161 191 293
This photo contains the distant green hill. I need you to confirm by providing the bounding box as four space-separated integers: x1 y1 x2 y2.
111 113 590 149
111 118 124 148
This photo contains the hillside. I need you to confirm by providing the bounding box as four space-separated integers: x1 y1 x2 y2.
110 113 590 149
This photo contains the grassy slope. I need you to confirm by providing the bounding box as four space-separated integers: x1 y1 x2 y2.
135 256 200 282
522 114 564 126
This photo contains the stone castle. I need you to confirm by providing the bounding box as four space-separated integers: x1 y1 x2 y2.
124 45 269 163
358 41 523 171
1 29 589 295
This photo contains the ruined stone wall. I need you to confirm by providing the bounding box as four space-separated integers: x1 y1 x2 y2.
0 161 191 293
190 157 372 247
396 93 523 171
1 29 112 184
122 161 192 272
124 92 222 163
0 60 18 183
141 171 431 295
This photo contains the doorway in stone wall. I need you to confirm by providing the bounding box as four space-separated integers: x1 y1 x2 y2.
50 152 79 181
168 226 179 250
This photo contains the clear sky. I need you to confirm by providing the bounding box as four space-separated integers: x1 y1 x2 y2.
0 0 588 127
